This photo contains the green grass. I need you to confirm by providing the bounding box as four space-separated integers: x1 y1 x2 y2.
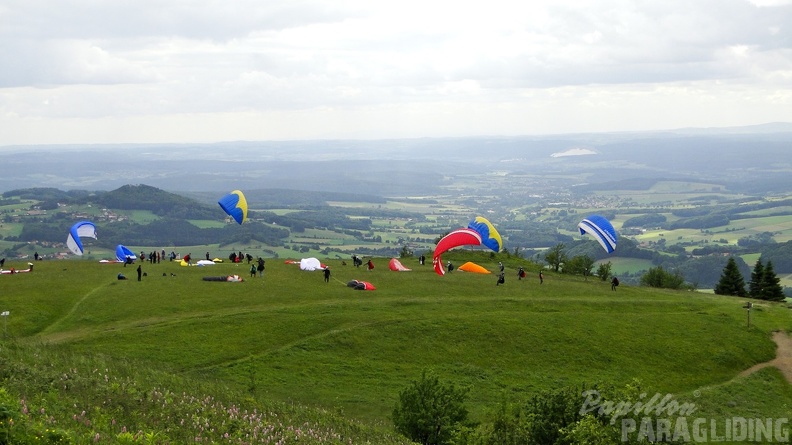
3 256 792 432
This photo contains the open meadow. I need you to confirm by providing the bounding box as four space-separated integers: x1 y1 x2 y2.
3 252 792 443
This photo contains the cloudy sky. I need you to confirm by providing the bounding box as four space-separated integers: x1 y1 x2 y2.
1 0 791 145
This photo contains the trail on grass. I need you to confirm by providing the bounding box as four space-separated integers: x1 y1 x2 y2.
36 283 109 338
739 331 792 383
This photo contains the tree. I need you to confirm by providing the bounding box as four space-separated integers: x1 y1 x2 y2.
544 243 567 273
392 369 470 445
760 261 785 301
565 255 595 280
748 260 764 299
399 245 414 258
596 261 613 282
639 266 687 289
713 257 747 297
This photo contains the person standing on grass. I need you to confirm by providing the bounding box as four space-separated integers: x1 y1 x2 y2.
324 267 331 283
611 276 619 291
539 271 544 284
257 257 265 277
137 264 142 281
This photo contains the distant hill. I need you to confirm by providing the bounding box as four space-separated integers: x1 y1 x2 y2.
90 184 218 219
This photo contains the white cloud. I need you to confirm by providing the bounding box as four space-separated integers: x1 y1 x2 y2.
0 0 791 145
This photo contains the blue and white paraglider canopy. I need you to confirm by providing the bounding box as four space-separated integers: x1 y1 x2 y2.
66 221 98 255
115 245 137 262
578 215 617 253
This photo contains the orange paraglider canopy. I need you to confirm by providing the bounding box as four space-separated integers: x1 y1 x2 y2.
457 261 491 274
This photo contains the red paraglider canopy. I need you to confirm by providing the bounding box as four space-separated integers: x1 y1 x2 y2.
389 258 412 271
433 228 483 275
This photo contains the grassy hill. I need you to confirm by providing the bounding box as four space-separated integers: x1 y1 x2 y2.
2 253 792 443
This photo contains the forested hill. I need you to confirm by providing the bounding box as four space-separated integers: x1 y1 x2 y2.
91 184 218 219
3 185 217 219
5 185 292 250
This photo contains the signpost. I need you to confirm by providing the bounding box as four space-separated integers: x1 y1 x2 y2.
743 302 752 328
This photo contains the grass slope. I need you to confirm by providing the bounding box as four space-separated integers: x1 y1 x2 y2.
2 254 792 439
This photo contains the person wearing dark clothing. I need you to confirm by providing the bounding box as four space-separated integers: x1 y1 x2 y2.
206 252 210 261
518 267 525 280
117 273 127 280
250 264 257 277
539 271 544 284
324 267 331 283
257 258 265 277
611 277 619 291
136 265 142 281
499 262 504 273
419 254 425 265
34 252 39 261
496 272 505 286
447 261 454 272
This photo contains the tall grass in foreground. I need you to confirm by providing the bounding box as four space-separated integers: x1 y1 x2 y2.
0 340 411 444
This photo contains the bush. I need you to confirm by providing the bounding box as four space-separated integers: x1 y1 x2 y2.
392 369 470 445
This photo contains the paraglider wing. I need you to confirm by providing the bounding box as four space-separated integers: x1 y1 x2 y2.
66 221 97 255
299 257 323 271
218 190 248 224
578 214 618 253
346 280 375 290
388 258 412 271
434 228 483 258
115 245 137 262
467 216 503 253
432 228 483 276
458 261 491 274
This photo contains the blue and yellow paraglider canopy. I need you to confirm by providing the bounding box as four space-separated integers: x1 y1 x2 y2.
578 214 617 253
218 190 248 224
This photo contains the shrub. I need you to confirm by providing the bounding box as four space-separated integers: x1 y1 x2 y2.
392 369 470 445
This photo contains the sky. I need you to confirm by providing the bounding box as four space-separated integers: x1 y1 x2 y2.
1 0 791 146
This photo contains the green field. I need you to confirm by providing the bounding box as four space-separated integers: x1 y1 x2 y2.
2 254 792 443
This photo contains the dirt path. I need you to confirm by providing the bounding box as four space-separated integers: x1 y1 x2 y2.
739 331 792 383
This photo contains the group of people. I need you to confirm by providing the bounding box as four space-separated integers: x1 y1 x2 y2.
118 264 143 281
140 250 165 263
349 255 375 271
230 251 254 264
493 261 619 288
115 250 623 291
249 257 266 277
